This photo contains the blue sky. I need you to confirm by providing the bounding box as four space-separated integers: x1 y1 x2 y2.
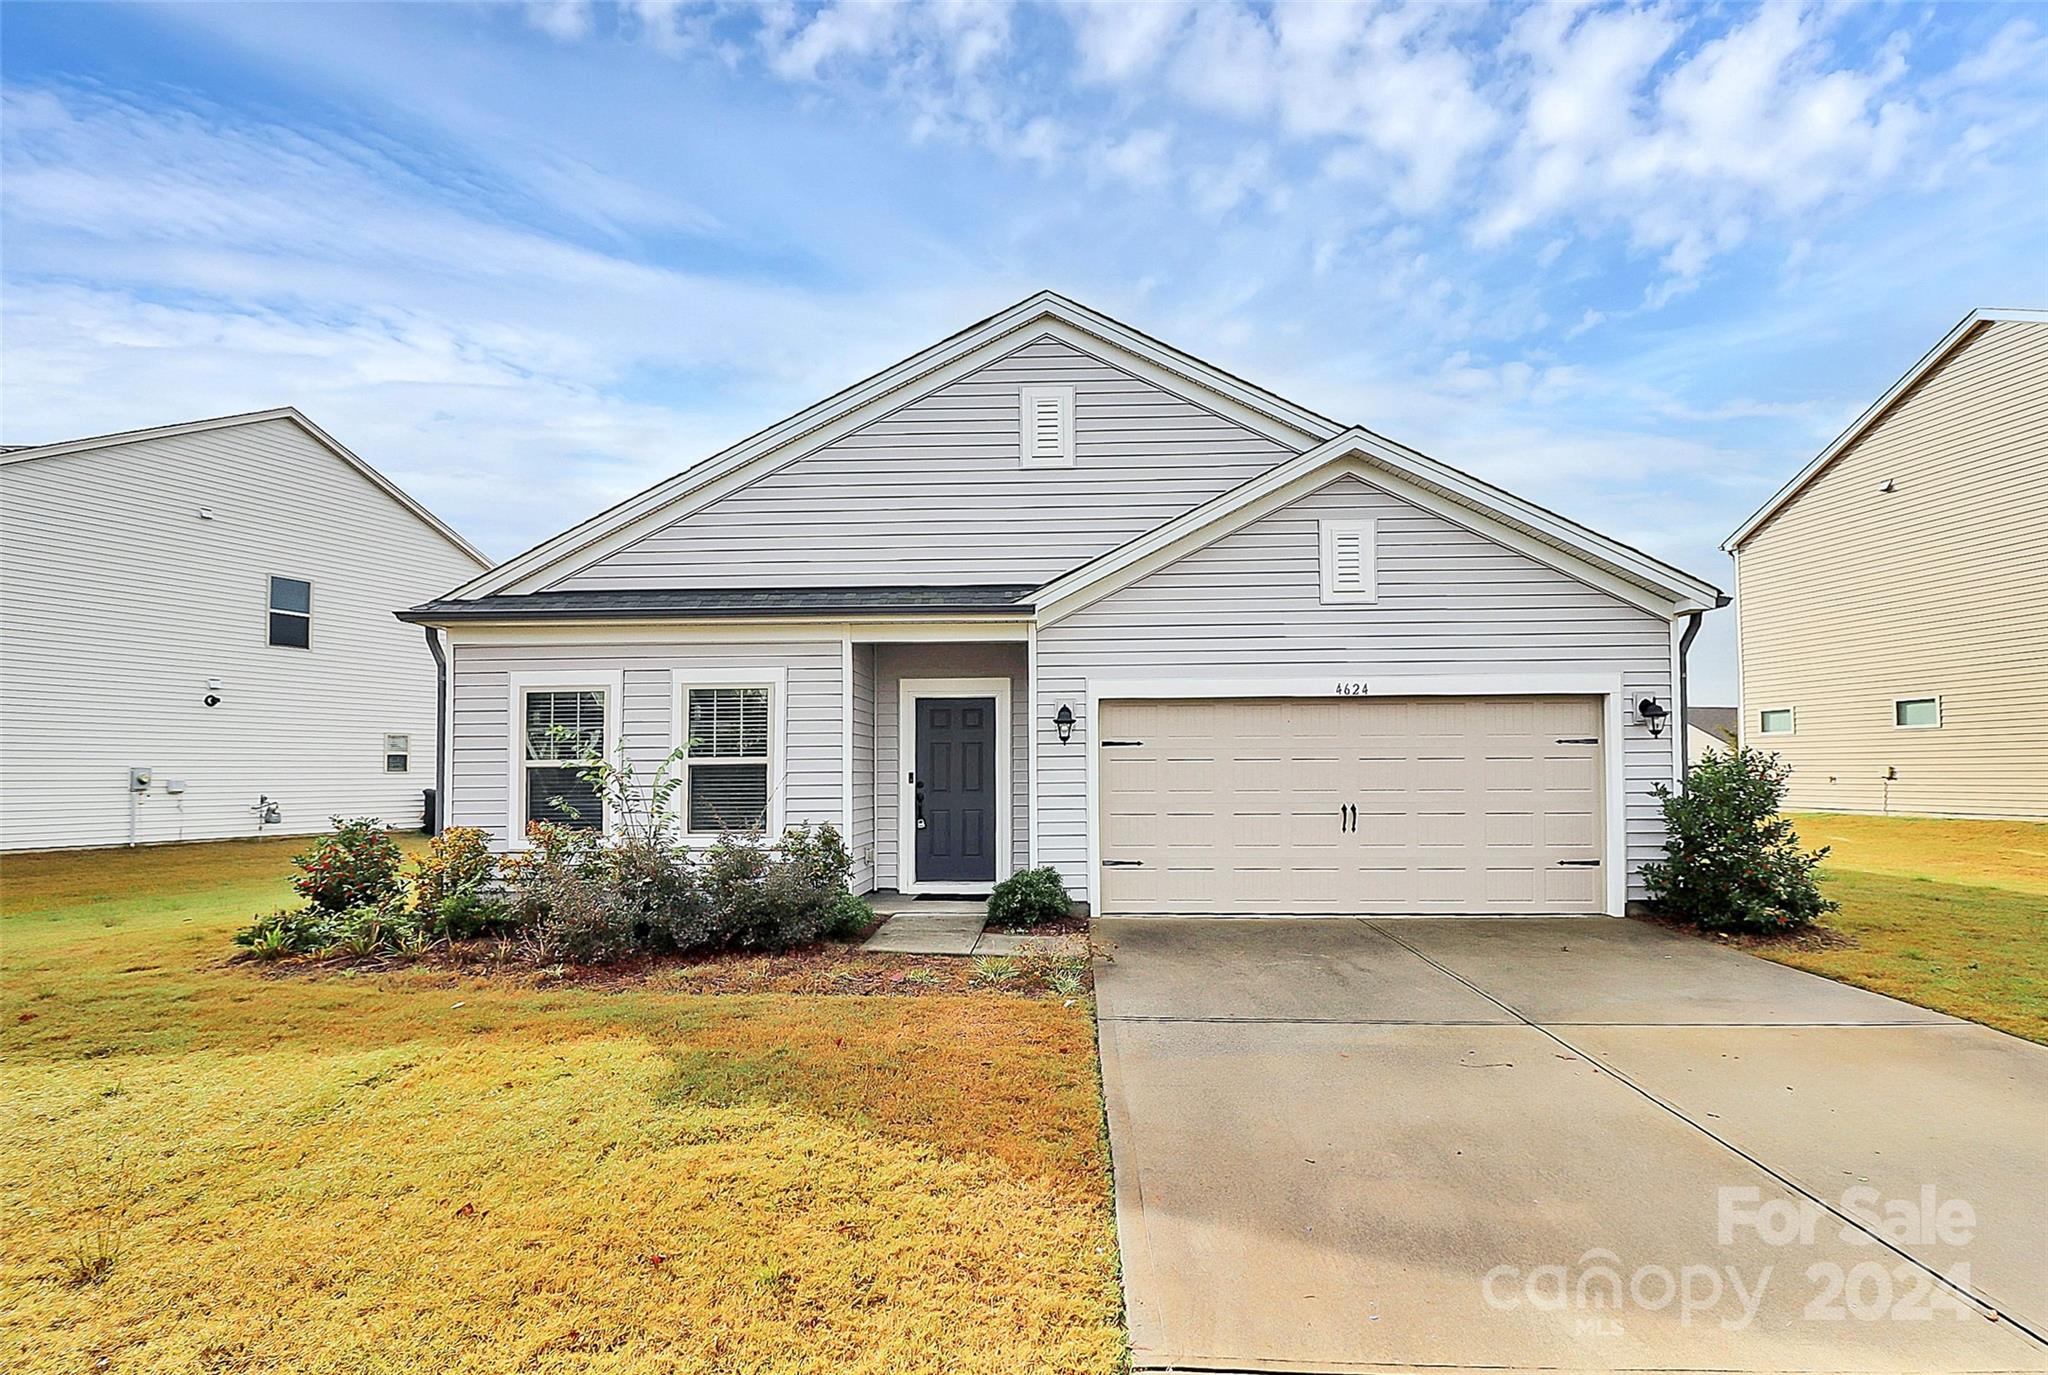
4 1 2044 699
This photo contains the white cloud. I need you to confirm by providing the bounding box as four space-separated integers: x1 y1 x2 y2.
523 1 594 43
1069 0 1190 84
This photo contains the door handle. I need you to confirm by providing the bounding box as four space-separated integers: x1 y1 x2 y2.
914 778 926 829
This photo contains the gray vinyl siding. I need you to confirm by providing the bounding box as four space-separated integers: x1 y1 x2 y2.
0 418 483 851
872 642 1030 888
850 642 876 891
547 335 1303 591
1035 476 1677 904
448 637 844 848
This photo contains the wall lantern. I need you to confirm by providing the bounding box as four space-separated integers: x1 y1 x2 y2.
1636 698 1670 737
1054 703 1075 744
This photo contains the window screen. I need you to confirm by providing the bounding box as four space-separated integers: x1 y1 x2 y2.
524 690 605 829
1759 708 1794 735
686 686 769 833
384 734 409 773
268 576 312 648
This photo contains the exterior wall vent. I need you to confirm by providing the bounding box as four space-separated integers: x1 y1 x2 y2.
1319 518 1377 604
1019 384 1076 467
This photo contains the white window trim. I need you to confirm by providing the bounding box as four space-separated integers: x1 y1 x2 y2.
1318 517 1378 604
671 667 788 845
266 573 313 650
506 670 623 848
897 676 1013 897
1018 384 1076 467
1892 695 1942 730
1758 705 1796 737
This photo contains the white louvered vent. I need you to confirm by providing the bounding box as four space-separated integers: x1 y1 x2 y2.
1018 384 1076 467
1319 518 1377 604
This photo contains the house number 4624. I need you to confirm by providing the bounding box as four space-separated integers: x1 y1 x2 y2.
1334 682 1370 696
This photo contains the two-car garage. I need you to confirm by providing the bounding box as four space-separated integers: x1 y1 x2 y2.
1096 695 1607 916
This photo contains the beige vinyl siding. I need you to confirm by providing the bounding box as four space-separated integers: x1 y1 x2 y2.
1037 476 1676 904
547 336 1302 591
1736 319 2048 818
849 642 876 891
871 642 1029 888
0 419 483 850
447 637 844 848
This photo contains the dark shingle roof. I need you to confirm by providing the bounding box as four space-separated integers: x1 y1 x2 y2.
1687 706 1738 743
399 585 1037 624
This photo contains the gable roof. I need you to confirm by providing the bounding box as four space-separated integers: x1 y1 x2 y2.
1725 307 2048 551
1033 426 1725 622
453 290 1345 599
400 584 1034 624
1 406 490 567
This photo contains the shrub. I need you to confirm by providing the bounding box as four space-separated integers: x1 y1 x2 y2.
1643 747 1838 934
291 817 404 913
986 866 1071 929
823 891 875 941
763 824 854 946
235 907 332 957
412 827 497 907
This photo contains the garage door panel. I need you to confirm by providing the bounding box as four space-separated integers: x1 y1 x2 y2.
1100 696 1603 916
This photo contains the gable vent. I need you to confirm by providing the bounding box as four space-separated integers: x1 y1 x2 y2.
1019 384 1076 467
1319 518 1377 604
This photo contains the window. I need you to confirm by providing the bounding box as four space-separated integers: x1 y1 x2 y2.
384 734 410 773
268 576 311 648
1758 708 1795 736
1894 697 1942 729
685 685 771 834
522 689 606 830
1319 518 1377 603
1019 384 1075 467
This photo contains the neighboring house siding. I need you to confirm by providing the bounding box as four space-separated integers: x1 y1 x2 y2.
0 419 481 851
1035 476 1676 904
547 335 1303 591
849 643 876 891
447 637 844 847
871 642 1029 888
1736 320 2048 819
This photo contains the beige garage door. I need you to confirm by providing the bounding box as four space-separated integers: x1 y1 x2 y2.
1098 696 1605 916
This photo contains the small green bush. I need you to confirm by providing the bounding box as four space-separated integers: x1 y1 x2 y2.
235 907 332 957
291 817 404 913
986 866 1071 929
1643 747 1838 934
823 891 875 940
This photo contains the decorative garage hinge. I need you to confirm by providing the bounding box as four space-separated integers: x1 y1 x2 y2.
1101 740 1145 748
1557 859 1602 867
1556 737 1598 745
1102 859 1143 867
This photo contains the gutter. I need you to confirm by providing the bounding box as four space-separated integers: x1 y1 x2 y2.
423 626 447 836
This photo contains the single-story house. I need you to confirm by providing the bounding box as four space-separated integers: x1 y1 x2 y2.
403 293 1724 916
1725 307 2046 819
1 409 488 850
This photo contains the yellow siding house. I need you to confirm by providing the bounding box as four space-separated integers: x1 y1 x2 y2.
1726 308 2047 819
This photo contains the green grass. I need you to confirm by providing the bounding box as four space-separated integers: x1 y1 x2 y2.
1762 815 2048 1043
0 838 1124 1373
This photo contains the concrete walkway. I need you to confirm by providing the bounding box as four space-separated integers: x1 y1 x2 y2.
859 899 1078 957
1095 916 2048 1374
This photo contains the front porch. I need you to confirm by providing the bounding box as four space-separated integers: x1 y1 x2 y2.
847 637 1031 899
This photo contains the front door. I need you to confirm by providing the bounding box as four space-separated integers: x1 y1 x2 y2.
914 696 997 886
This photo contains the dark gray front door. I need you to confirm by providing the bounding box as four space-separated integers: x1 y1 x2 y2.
914 697 997 885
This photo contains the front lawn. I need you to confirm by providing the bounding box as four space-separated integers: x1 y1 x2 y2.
1761 814 2048 1043
0 839 1124 1373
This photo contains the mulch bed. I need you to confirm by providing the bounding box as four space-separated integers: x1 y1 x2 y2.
243 936 1093 998
983 911 1092 938
1637 912 1858 954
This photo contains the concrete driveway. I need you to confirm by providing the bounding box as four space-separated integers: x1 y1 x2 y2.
1094 917 2048 1374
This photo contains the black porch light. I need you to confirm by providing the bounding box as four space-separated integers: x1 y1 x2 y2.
1054 703 1075 744
1637 698 1670 737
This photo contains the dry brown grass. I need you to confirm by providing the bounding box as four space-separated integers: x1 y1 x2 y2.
0 838 1124 1373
